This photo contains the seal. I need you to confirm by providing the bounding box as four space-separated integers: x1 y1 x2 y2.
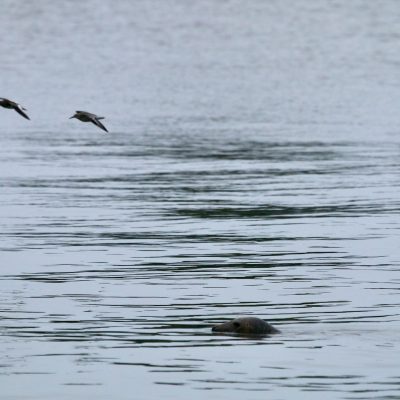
212 317 280 335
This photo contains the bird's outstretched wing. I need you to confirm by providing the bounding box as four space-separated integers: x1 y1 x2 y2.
91 117 108 133
14 105 30 120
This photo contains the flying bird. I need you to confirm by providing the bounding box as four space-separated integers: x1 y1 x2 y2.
0 98 30 120
69 110 108 133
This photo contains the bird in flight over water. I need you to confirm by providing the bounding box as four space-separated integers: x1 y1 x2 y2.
0 98 30 120
69 111 108 133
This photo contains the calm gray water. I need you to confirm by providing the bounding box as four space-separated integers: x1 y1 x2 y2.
1 1 400 399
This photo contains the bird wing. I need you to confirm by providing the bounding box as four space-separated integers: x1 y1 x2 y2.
14 105 30 120
91 117 108 133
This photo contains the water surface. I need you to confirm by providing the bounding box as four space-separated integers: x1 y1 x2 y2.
1 1 400 399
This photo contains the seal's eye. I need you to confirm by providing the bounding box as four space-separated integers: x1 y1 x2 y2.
233 321 241 329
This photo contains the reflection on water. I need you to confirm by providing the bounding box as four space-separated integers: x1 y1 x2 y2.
1 0 400 399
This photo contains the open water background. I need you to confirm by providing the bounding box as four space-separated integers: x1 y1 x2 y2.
1 1 400 399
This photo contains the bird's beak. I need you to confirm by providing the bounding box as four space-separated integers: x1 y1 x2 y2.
69 115 75 119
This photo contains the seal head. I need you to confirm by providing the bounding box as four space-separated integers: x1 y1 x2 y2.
212 317 280 335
